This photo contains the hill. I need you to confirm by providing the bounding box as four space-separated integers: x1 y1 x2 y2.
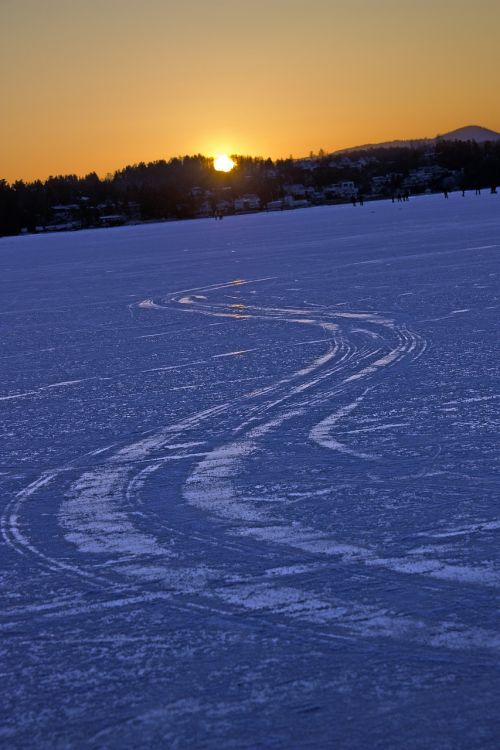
437 125 500 142
338 124 500 154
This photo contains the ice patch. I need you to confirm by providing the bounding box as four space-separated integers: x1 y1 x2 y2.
138 299 163 309
212 349 255 358
179 295 207 304
310 392 378 460
61 468 168 557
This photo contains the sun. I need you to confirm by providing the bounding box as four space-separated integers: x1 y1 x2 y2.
213 154 235 172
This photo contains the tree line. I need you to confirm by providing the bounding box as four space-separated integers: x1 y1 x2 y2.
1 140 500 236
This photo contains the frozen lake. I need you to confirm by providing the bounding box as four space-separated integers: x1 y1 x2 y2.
1 194 499 748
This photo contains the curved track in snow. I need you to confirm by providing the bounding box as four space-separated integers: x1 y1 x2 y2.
4 279 500 654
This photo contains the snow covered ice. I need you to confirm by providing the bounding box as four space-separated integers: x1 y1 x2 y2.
1 194 499 748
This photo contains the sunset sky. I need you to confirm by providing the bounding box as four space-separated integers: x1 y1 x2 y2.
2 0 500 183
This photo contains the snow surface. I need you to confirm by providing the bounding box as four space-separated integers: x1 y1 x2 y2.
1 194 499 749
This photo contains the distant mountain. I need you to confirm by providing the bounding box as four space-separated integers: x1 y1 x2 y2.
336 125 500 155
437 125 500 142
335 137 428 154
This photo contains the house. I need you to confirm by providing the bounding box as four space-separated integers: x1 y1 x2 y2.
234 194 261 212
283 196 310 209
308 189 326 203
402 165 448 189
51 204 80 219
324 181 357 199
371 175 390 191
284 184 307 199
266 200 282 211
215 200 232 214
99 214 126 227
370 173 404 195
48 204 81 231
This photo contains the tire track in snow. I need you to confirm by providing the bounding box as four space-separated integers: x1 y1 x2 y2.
11 279 488 655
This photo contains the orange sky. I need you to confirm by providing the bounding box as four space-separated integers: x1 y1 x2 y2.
1 0 500 183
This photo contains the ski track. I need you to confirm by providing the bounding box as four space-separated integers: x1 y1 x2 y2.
4 278 499 656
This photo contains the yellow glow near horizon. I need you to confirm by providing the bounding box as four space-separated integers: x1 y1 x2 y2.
213 155 235 173
1 1 500 182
